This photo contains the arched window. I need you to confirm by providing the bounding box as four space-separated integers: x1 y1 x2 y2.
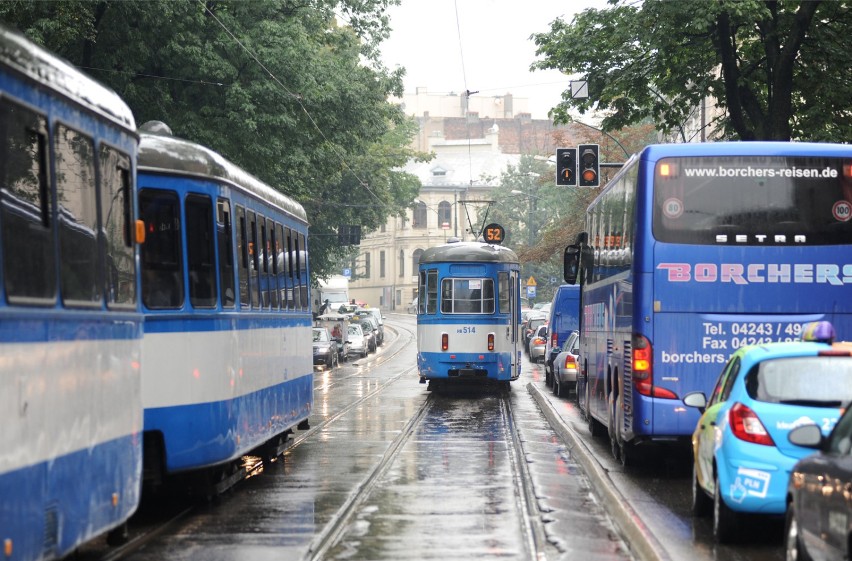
438 201 452 229
413 202 427 229
412 248 424 273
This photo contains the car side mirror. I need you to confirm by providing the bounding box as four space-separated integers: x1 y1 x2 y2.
787 424 823 449
682 391 707 412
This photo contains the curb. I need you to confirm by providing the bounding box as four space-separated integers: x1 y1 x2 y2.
527 382 670 561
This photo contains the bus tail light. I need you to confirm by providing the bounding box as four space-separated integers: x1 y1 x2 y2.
729 402 775 446
632 334 677 399
441 333 448 351
488 333 494 351
632 334 653 395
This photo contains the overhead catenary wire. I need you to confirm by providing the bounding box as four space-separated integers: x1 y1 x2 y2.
196 0 390 210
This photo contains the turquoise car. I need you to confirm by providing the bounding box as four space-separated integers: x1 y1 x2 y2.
683 322 852 543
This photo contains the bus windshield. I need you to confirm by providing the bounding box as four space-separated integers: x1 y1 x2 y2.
653 156 852 245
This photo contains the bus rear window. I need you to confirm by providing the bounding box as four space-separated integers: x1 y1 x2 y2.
654 156 852 245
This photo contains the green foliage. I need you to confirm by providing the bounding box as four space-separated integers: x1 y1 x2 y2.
532 0 852 141
0 0 426 279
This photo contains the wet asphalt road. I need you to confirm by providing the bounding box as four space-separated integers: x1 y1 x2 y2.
86 314 788 561
115 314 631 561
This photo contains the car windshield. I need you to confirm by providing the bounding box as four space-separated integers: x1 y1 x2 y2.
747 356 852 405
529 318 546 330
313 329 328 342
348 326 362 336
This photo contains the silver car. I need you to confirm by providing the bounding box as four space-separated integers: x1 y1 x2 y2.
347 324 368 358
552 330 579 398
529 324 548 363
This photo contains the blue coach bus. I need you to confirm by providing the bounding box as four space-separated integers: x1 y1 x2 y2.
564 142 852 465
416 235 522 390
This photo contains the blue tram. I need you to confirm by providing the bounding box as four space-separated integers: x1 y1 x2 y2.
136 122 313 493
0 26 144 560
416 238 522 388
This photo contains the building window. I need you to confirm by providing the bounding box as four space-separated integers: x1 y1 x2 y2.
398 250 405 277
380 250 385 278
413 202 427 229
412 248 423 274
438 201 452 229
364 252 371 278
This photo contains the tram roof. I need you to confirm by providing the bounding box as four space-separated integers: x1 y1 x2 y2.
420 241 518 265
138 123 307 225
0 25 136 132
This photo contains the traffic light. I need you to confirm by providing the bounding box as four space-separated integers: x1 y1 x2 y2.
578 144 600 187
555 147 577 186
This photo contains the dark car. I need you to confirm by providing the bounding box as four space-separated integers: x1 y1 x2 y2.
785 401 852 561
312 327 339 368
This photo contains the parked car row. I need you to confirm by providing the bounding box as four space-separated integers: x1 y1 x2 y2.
312 307 385 367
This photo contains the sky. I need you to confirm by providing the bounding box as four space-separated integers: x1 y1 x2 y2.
380 0 607 119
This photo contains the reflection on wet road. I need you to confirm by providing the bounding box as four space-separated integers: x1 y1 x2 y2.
119 315 630 561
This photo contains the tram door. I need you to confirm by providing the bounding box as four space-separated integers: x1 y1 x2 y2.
510 271 519 373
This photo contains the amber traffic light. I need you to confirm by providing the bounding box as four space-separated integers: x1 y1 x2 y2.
556 148 577 186
578 144 599 187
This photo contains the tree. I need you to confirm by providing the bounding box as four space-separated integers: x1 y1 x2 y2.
531 0 852 141
0 0 427 278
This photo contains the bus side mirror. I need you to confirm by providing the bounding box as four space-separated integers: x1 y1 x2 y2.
564 245 580 284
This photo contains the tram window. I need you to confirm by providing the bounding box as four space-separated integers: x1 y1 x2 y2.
186 195 216 308
217 198 235 308
247 210 259 308
235 205 249 307
441 278 494 314
258 215 270 308
274 223 285 309
298 232 308 309
265 219 277 309
285 227 294 309
0 101 55 304
139 189 183 308
498 272 510 313
56 125 100 307
100 146 135 308
426 269 437 314
417 270 426 314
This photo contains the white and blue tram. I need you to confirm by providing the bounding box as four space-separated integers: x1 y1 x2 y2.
136 122 313 492
416 237 522 388
0 26 144 560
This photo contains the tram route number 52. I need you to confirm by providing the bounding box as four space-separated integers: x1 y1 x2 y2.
483 223 505 245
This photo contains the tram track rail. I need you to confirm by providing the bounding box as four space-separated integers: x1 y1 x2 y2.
502 393 549 561
82 319 420 561
302 393 435 561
